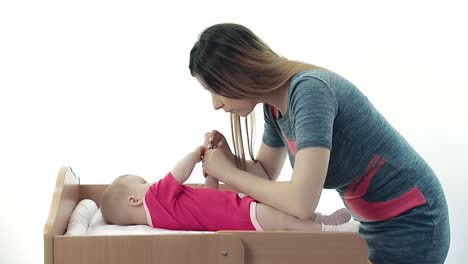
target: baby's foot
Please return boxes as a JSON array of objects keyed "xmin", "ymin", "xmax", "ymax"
[
  {"xmin": 314, "ymin": 208, "xmax": 352, "ymax": 225},
  {"xmin": 322, "ymin": 220, "xmax": 360, "ymax": 232}
]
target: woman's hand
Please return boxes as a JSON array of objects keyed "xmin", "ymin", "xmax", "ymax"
[
  {"xmin": 204, "ymin": 130, "xmax": 236, "ymax": 164},
  {"xmin": 202, "ymin": 130, "xmax": 237, "ymax": 177},
  {"xmin": 202, "ymin": 148, "xmax": 238, "ymax": 182}
]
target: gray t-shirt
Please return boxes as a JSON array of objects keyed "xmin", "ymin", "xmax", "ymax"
[{"xmin": 262, "ymin": 69, "xmax": 435, "ymax": 222}]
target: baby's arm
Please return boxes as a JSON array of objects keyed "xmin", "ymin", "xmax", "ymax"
[{"xmin": 171, "ymin": 146, "xmax": 205, "ymax": 184}]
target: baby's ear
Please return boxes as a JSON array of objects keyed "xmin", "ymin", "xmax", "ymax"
[{"xmin": 127, "ymin": 196, "xmax": 144, "ymax": 207}]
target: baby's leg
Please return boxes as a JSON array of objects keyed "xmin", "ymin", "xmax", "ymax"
[{"xmin": 255, "ymin": 203, "xmax": 359, "ymax": 232}]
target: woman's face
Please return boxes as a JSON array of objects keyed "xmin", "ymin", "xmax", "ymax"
[
  {"xmin": 196, "ymin": 76, "xmax": 257, "ymax": 117},
  {"xmin": 210, "ymin": 91, "xmax": 257, "ymax": 117}
]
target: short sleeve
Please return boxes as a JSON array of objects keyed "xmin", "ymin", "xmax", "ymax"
[
  {"xmin": 262, "ymin": 104, "xmax": 285, "ymax": 148},
  {"xmin": 290, "ymin": 77, "xmax": 337, "ymax": 151},
  {"xmin": 151, "ymin": 172, "xmax": 183, "ymax": 203}
]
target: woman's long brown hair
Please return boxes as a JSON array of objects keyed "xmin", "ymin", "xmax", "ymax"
[{"xmin": 189, "ymin": 23, "xmax": 320, "ymax": 170}]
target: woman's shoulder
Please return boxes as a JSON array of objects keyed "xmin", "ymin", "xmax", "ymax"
[
  {"xmin": 288, "ymin": 68, "xmax": 336, "ymax": 98},
  {"xmin": 290, "ymin": 68, "xmax": 360, "ymax": 99},
  {"xmin": 291, "ymin": 68, "xmax": 342, "ymax": 87}
]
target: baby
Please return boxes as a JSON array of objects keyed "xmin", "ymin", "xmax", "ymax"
[{"xmin": 100, "ymin": 146, "xmax": 359, "ymax": 232}]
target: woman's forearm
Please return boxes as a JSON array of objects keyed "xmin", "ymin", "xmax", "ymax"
[
  {"xmin": 222, "ymin": 167, "xmax": 311, "ymax": 219},
  {"xmin": 242, "ymin": 160, "xmax": 271, "ymax": 180}
]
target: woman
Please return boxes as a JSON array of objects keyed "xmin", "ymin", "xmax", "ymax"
[{"xmin": 189, "ymin": 23, "xmax": 450, "ymax": 263}]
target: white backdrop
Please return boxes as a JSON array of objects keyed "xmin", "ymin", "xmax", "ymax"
[{"xmin": 1, "ymin": 0, "xmax": 466, "ymax": 263}]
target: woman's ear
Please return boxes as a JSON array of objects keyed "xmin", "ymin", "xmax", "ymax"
[{"xmin": 127, "ymin": 196, "xmax": 144, "ymax": 207}]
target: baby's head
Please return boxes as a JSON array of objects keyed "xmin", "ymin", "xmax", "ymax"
[{"xmin": 100, "ymin": 174, "xmax": 150, "ymax": 225}]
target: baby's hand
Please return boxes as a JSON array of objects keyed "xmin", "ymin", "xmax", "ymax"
[{"xmin": 192, "ymin": 145, "xmax": 207, "ymax": 162}]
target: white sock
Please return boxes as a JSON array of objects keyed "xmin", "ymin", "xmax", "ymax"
[
  {"xmin": 314, "ymin": 208, "xmax": 352, "ymax": 225},
  {"xmin": 321, "ymin": 220, "xmax": 360, "ymax": 232}
]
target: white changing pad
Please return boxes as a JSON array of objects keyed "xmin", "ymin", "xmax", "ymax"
[{"xmin": 65, "ymin": 199, "xmax": 211, "ymax": 236}]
